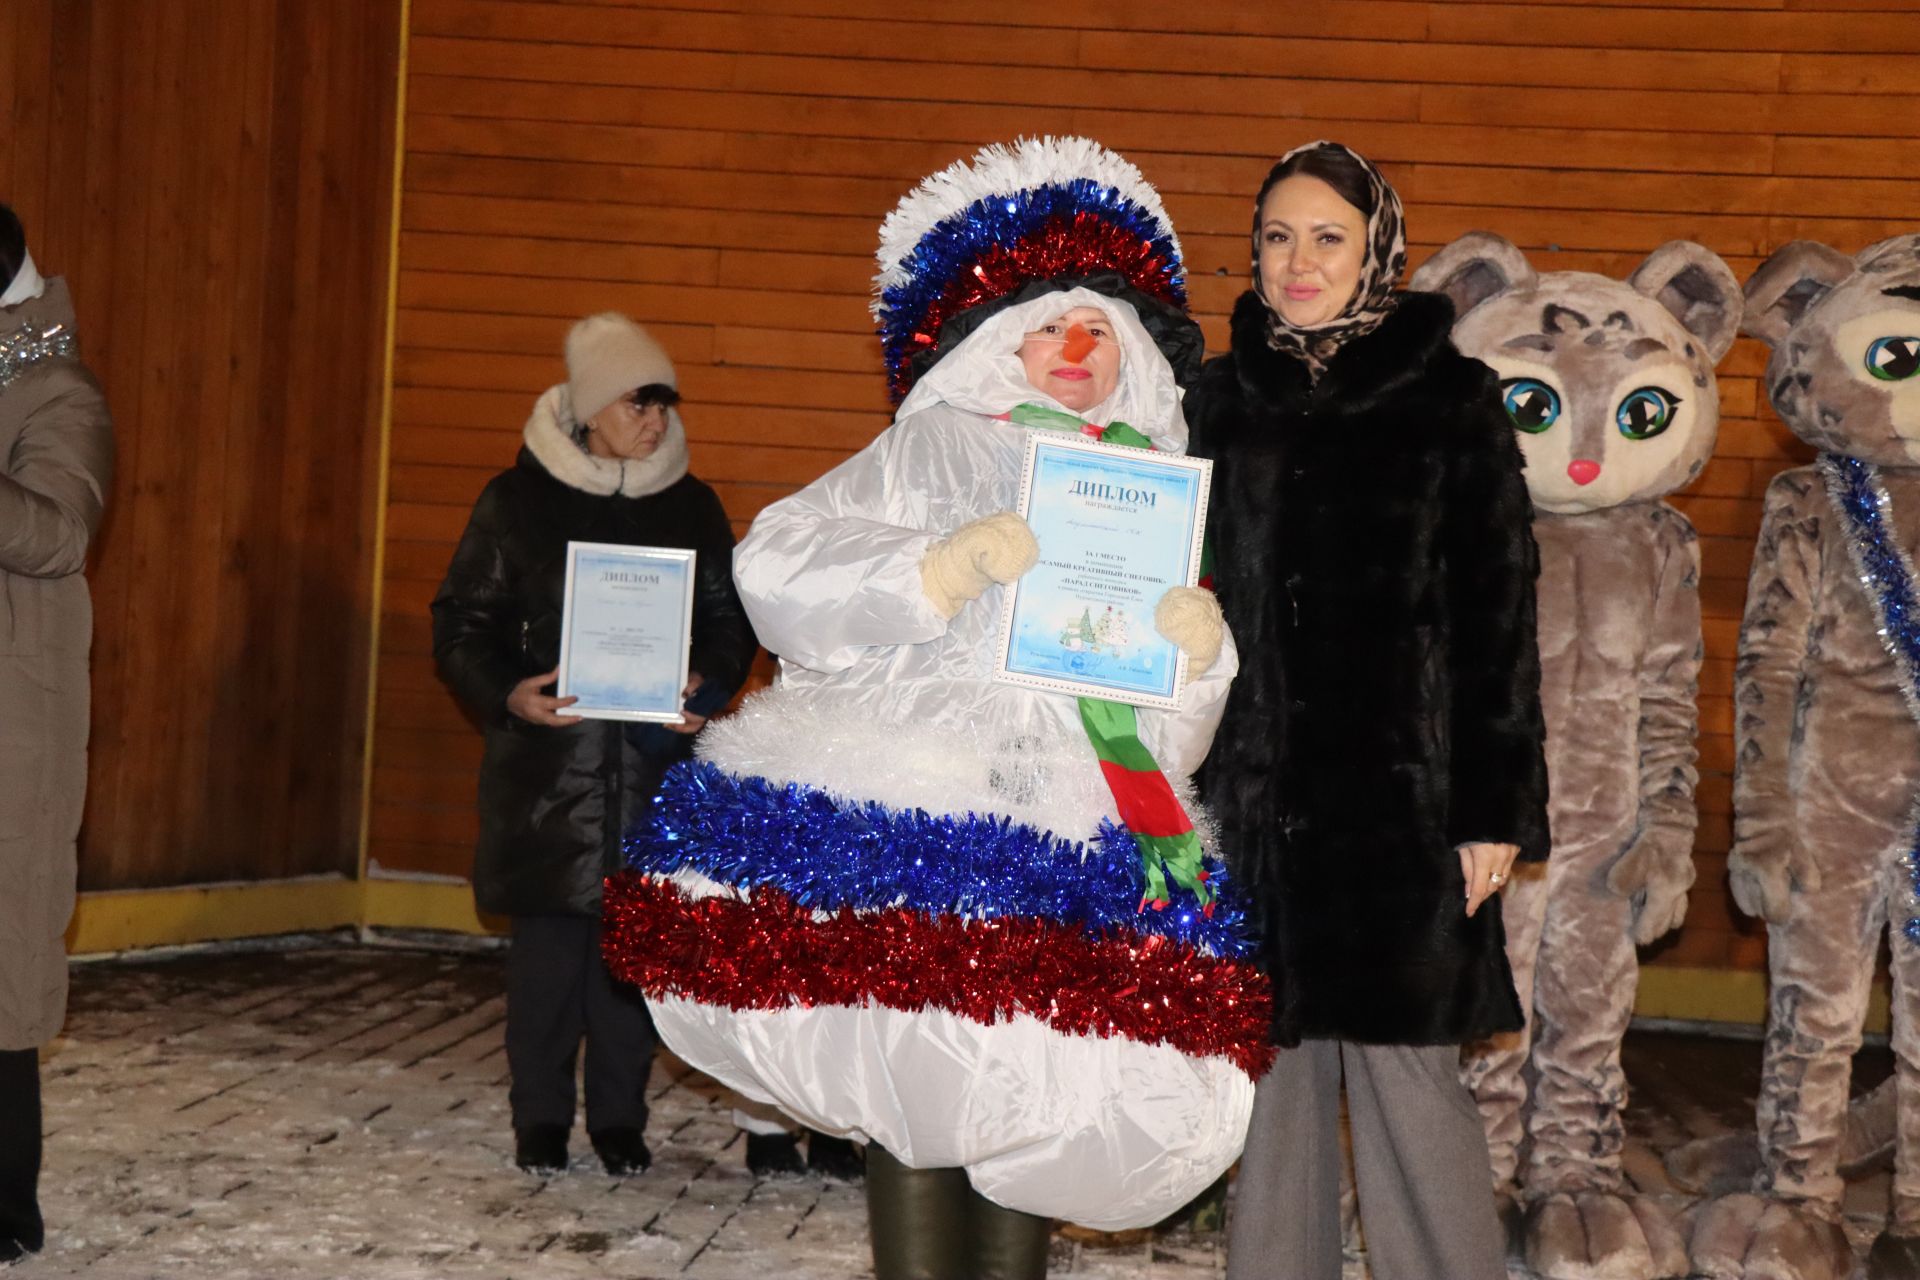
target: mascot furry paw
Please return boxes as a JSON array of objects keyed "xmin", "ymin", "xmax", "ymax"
[
  {"xmin": 1688, "ymin": 1193, "xmax": 1855, "ymax": 1280},
  {"xmin": 1413, "ymin": 231, "xmax": 1742, "ymax": 1280},
  {"xmin": 1701, "ymin": 233, "xmax": 1920, "ymax": 1280}
]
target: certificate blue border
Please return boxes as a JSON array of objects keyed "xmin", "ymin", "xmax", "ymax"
[
  {"xmin": 558, "ymin": 542, "xmax": 697, "ymax": 722},
  {"xmin": 995, "ymin": 434, "xmax": 1210, "ymax": 708}
]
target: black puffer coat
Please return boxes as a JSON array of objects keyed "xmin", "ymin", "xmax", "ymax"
[
  {"xmin": 1187, "ymin": 290, "xmax": 1550, "ymax": 1048},
  {"xmin": 432, "ymin": 446, "xmax": 756, "ymax": 918}
]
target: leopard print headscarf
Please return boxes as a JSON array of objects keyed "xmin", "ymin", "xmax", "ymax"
[{"xmin": 1251, "ymin": 140, "xmax": 1407, "ymax": 382}]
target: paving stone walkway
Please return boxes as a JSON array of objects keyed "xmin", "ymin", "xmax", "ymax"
[{"xmin": 13, "ymin": 941, "xmax": 1898, "ymax": 1279}]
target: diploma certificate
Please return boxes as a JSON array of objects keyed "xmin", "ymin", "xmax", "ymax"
[
  {"xmin": 994, "ymin": 433, "xmax": 1212, "ymax": 709},
  {"xmin": 558, "ymin": 542, "xmax": 696, "ymax": 722}
]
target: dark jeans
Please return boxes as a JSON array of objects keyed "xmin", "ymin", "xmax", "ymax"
[
  {"xmin": 505, "ymin": 915, "xmax": 656, "ymax": 1135},
  {"xmin": 0, "ymin": 1048, "xmax": 43, "ymax": 1252}
]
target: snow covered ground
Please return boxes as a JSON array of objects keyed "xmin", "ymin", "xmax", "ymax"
[{"xmin": 12, "ymin": 940, "xmax": 1899, "ymax": 1279}]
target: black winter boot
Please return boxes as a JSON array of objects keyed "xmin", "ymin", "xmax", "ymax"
[
  {"xmin": 589, "ymin": 1127, "xmax": 651, "ymax": 1176},
  {"xmin": 514, "ymin": 1123, "xmax": 570, "ymax": 1174},
  {"xmin": 0, "ymin": 1051, "xmax": 42, "ymax": 1259},
  {"xmin": 807, "ymin": 1133, "xmax": 865, "ymax": 1182},
  {"xmin": 746, "ymin": 1131, "xmax": 805, "ymax": 1177}
]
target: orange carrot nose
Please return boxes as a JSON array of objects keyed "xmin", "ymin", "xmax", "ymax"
[{"xmin": 1061, "ymin": 324, "xmax": 1098, "ymax": 364}]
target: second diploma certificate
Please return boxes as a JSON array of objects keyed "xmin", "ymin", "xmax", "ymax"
[
  {"xmin": 558, "ymin": 542, "xmax": 696, "ymax": 722},
  {"xmin": 994, "ymin": 432, "xmax": 1212, "ymax": 709}
]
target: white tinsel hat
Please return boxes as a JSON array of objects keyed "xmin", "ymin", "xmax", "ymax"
[{"xmin": 871, "ymin": 136, "xmax": 1194, "ymax": 403}]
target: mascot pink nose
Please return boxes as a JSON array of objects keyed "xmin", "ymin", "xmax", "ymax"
[
  {"xmin": 1567, "ymin": 459, "xmax": 1602, "ymax": 486},
  {"xmin": 1061, "ymin": 324, "xmax": 1098, "ymax": 364}
]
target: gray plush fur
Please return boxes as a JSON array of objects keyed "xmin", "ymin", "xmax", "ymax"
[
  {"xmin": 1691, "ymin": 233, "xmax": 1920, "ymax": 1280},
  {"xmin": 1414, "ymin": 232, "xmax": 1737, "ymax": 1280}
]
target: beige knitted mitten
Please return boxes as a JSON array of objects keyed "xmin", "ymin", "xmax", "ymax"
[
  {"xmin": 1154, "ymin": 586, "xmax": 1224, "ymax": 673},
  {"xmin": 920, "ymin": 511, "xmax": 1040, "ymax": 619}
]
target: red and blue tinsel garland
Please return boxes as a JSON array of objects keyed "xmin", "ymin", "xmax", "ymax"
[
  {"xmin": 624, "ymin": 761, "xmax": 1251, "ymax": 957},
  {"xmin": 877, "ymin": 181, "xmax": 1185, "ymax": 401},
  {"xmin": 602, "ymin": 871, "xmax": 1276, "ymax": 1077}
]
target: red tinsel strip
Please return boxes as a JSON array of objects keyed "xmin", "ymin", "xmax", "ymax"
[
  {"xmin": 602, "ymin": 871, "xmax": 1276, "ymax": 1078},
  {"xmin": 898, "ymin": 214, "xmax": 1181, "ymax": 396}
]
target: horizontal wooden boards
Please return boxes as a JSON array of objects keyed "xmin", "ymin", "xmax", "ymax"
[{"xmin": 369, "ymin": 0, "xmax": 1916, "ymax": 978}]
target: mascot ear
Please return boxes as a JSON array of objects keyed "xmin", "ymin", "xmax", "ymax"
[
  {"xmin": 1858, "ymin": 234, "xmax": 1920, "ymax": 275},
  {"xmin": 1410, "ymin": 232, "xmax": 1533, "ymax": 320},
  {"xmin": 1629, "ymin": 240, "xmax": 1744, "ymax": 363},
  {"xmin": 1741, "ymin": 240, "xmax": 1856, "ymax": 351}
]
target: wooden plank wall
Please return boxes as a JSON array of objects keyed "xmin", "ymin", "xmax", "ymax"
[
  {"xmin": 373, "ymin": 0, "xmax": 1919, "ymax": 974},
  {"xmin": 1, "ymin": 1, "xmax": 399, "ymax": 889}
]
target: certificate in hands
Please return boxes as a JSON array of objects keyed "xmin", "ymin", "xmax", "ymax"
[
  {"xmin": 994, "ymin": 433, "xmax": 1212, "ymax": 709},
  {"xmin": 558, "ymin": 542, "xmax": 696, "ymax": 722}
]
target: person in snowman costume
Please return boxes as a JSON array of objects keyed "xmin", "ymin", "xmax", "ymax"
[{"xmin": 603, "ymin": 137, "xmax": 1269, "ymax": 1278}]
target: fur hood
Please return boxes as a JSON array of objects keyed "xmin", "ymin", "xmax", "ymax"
[{"xmin": 522, "ymin": 383, "xmax": 689, "ymax": 499}]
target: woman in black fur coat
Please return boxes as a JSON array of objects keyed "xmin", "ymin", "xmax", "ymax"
[{"xmin": 1187, "ymin": 143, "xmax": 1549, "ymax": 1280}]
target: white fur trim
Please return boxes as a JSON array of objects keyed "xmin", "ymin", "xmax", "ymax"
[
  {"xmin": 522, "ymin": 384, "xmax": 689, "ymax": 498},
  {"xmin": 694, "ymin": 683, "xmax": 1210, "ymax": 849},
  {"xmin": 873, "ymin": 136, "xmax": 1182, "ymax": 314},
  {"xmin": 1, "ymin": 249, "xmax": 46, "ymax": 307}
]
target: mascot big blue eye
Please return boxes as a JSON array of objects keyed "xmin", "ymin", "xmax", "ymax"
[
  {"xmin": 1867, "ymin": 335, "xmax": 1920, "ymax": 382},
  {"xmin": 1617, "ymin": 387, "xmax": 1681, "ymax": 440},
  {"xmin": 1501, "ymin": 377, "xmax": 1561, "ymax": 433}
]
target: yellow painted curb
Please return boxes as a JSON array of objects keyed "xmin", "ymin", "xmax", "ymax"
[
  {"xmin": 1636, "ymin": 964, "xmax": 1890, "ymax": 1036},
  {"xmin": 65, "ymin": 877, "xmax": 360, "ymax": 954},
  {"xmin": 361, "ymin": 878, "xmax": 508, "ymax": 937},
  {"xmin": 65, "ymin": 876, "xmax": 506, "ymax": 955}
]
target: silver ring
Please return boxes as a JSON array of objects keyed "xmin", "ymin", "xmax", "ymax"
[{"xmin": 1488, "ymin": 872, "xmax": 1506, "ymax": 886}]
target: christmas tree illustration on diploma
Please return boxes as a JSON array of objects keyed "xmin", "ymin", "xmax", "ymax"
[{"xmin": 1060, "ymin": 607, "xmax": 1098, "ymax": 651}]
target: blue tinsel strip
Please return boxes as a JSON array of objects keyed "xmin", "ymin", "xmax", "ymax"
[
  {"xmin": 625, "ymin": 760, "xmax": 1253, "ymax": 958},
  {"xmin": 1824, "ymin": 453, "xmax": 1920, "ymax": 943},
  {"xmin": 875, "ymin": 179, "xmax": 1185, "ymax": 391}
]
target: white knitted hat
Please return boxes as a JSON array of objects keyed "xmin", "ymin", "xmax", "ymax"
[{"xmin": 565, "ymin": 312, "xmax": 676, "ymax": 422}]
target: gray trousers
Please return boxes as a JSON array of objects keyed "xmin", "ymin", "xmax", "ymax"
[{"xmin": 1226, "ymin": 1040, "xmax": 1505, "ymax": 1280}]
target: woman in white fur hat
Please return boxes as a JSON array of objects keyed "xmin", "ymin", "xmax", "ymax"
[{"xmin": 431, "ymin": 313, "xmax": 759, "ymax": 1179}]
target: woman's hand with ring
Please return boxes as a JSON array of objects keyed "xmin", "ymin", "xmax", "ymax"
[{"xmin": 1460, "ymin": 842, "xmax": 1520, "ymax": 918}]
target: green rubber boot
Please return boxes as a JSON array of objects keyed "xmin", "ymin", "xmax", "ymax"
[
  {"xmin": 866, "ymin": 1145, "xmax": 969, "ymax": 1280},
  {"xmin": 968, "ymin": 1182, "xmax": 1052, "ymax": 1280}
]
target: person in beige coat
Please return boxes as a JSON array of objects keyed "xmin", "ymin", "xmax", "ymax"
[{"xmin": 0, "ymin": 203, "xmax": 113, "ymax": 1265}]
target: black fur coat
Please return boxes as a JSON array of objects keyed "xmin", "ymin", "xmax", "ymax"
[{"xmin": 1188, "ymin": 290, "xmax": 1550, "ymax": 1048}]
